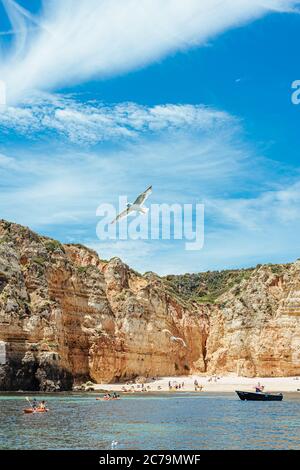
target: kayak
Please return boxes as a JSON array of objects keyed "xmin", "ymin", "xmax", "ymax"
[
  {"xmin": 23, "ymin": 408, "xmax": 49, "ymax": 414},
  {"xmin": 96, "ymin": 397, "xmax": 120, "ymax": 401},
  {"xmin": 236, "ymin": 391, "xmax": 283, "ymax": 401}
]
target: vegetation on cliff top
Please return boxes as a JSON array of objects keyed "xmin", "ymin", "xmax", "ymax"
[
  {"xmin": 163, "ymin": 268, "xmax": 255, "ymax": 304},
  {"xmin": 163, "ymin": 262, "xmax": 293, "ymax": 304}
]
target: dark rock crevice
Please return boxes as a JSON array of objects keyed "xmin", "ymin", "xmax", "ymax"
[
  {"xmin": 0, "ymin": 272, "xmax": 8, "ymax": 294},
  {"xmin": 0, "ymin": 359, "xmax": 73, "ymax": 392}
]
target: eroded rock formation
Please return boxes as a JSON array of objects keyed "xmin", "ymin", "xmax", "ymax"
[
  {"xmin": 206, "ymin": 263, "xmax": 300, "ymax": 376},
  {"xmin": 0, "ymin": 220, "xmax": 299, "ymax": 390}
]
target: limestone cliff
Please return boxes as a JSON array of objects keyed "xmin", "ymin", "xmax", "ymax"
[
  {"xmin": 205, "ymin": 263, "xmax": 300, "ymax": 377},
  {"xmin": 0, "ymin": 220, "xmax": 299, "ymax": 391},
  {"xmin": 0, "ymin": 220, "xmax": 207, "ymax": 390},
  {"xmin": 166, "ymin": 264, "xmax": 300, "ymax": 376}
]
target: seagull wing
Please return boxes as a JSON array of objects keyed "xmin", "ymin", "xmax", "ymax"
[
  {"xmin": 133, "ymin": 185, "xmax": 152, "ymax": 206},
  {"xmin": 110, "ymin": 206, "xmax": 132, "ymax": 224},
  {"xmin": 170, "ymin": 336, "xmax": 187, "ymax": 347},
  {"xmin": 162, "ymin": 329, "xmax": 172, "ymax": 336},
  {"xmin": 176, "ymin": 337, "xmax": 187, "ymax": 348}
]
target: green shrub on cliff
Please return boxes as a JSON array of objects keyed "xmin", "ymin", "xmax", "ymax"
[
  {"xmin": 44, "ymin": 239, "xmax": 65, "ymax": 253},
  {"xmin": 163, "ymin": 268, "xmax": 254, "ymax": 304},
  {"xmin": 77, "ymin": 266, "xmax": 88, "ymax": 274},
  {"xmin": 32, "ymin": 256, "xmax": 47, "ymax": 266},
  {"xmin": 269, "ymin": 263, "xmax": 291, "ymax": 274}
]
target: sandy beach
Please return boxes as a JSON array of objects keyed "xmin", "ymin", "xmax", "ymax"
[{"xmin": 94, "ymin": 375, "xmax": 300, "ymax": 393}]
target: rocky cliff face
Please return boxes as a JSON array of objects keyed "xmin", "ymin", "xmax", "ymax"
[
  {"xmin": 165, "ymin": 265, "xmax": 300, "ymax": 376},
  {"xmin": 0, "ymin": 221, "xmax": 207, "ymax": 390},
  {"xmin": 0, "ymin": 220, "xmax": 299, "ymax": 391},
  {"xmin": 205, "ymin": 263, "xmax": 300, "ymax": 377}
]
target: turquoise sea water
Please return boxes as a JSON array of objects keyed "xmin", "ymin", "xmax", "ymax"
[{"xmin": 0, "ymin": 392, "xmax": 299, "ymax": 450}]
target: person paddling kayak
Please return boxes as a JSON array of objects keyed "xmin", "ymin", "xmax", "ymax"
[{"xmin": 23, "ymin": 397, "xmax": 49, "ymax": 413}]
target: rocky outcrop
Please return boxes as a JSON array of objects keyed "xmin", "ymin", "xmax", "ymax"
[
  {"xmin": 0, "ymin": 221, "xmax": 207, "ymax": 390},
  {"xmin": 0, "ymin": 220, "xmax": 299, "ymax": 390},
  {"xmin": 205, "ymin": 263, "xmax": 300, "ymax": 377}
]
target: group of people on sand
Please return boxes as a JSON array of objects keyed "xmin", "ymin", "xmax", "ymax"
[
  {"xmin": 193, "ymin": 379, "xmax": 203, "ymax": 391},
  {"xmin": 193, "ymin": 375, "xmax": 222, "ymax": 390},
  {"xmin": 103, "ymin": 392, "xmax": 120, "ymax": 400},
  {"xmin": 31, "ymin": 399, "xmax": 47, "ymax": 410},
  {"xmin": 121, "ymin": 384, "xmax": 152, "ymax": 393},
  {"xmin": 168, "ymin": 381, "xmax": 185, "ymax": 391},
  {"xmin": 208, "ymin": 375, "xmax": 221, "ymax": 383}
]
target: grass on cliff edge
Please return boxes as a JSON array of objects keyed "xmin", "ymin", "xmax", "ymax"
[{"xmin": 162, "ymin": 264, "xmax": 290, "ymax": 305}]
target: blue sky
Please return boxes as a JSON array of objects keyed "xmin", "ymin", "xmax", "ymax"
[{"xmin": 0, "ymin": 0, "xmax": 300, "ymax": 274}]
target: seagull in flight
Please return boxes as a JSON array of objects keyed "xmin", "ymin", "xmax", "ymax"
[
  {"xmin": 111, "ymin": 185, "xmax": 152, "ymax": 224},
  {"xmin": 162, "ymin": 329, "xmax": 187, "ymax": 348}
]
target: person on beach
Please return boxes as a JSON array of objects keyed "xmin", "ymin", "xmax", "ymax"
[{"xmin": 194, "ymin": 379, "xmax": 198, "ymax": 391}]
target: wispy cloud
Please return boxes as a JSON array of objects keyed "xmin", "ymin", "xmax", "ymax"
[
  {"xmin": 1, "ymin": 99, "xmax": 299, "ymax": 274},
  {"xmin": 208, "ymin": 181, "xmax": 300, "ymax": 230},
  {"xmin": 0, "ymin": 96, "xmax": 254, "ymax": 237},
  {"xmin": 0, "ymin": 93, "xmax": 233, "ymax": 144},
  {"xmin": 1, "ymin": 0, "xmax": 299, "ymax": 101},
  {"xmin": 82, "ymin": 175, "xmax": 300, "ymax": 273},
  {"xmin": 123, "ymin": 179, "xmax": 300, "ymax": 274}
]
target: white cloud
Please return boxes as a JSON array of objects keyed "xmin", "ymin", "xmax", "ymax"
[
  {"xmin": 208, "ymin": 181, "xmax": 300, "ymax": 230},
  {"xmin": 0, "ymin": 99, "xmax": 253, "ymax": 239},
  {"xmin": 117, "ymin": 179, "xmax": 300, "ymax": 274},
  {"xmin": 0, "ymin": 152, "xmax": 19, "ymax": 169},
  {"xmin": 0, "ymin": 0, "xmax": 298, "ymax": 102},
  {"xmin": 0, "ymin": 90, "xmax": 298, "ymax": 273},
  {"xmin": 1, "ymin": 108, "xmax": 299, "ymax": 275},
  {"xmin": 0, "ymin": 93, "xmax": 233, "ymax": 144}
]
